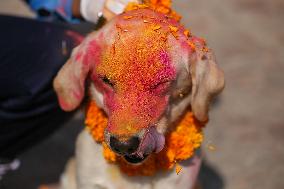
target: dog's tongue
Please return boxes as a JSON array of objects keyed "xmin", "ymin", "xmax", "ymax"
[
  {"xmin": 150, "ymin": 127, "xmax": 165, "ymax": 153},
  {"xmin": 136, "ymin": 127, "xmax": 165, "ymax": 157}
]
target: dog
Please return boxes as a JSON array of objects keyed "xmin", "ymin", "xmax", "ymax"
[{"xmin": 53, "ymin": 6, "xmax": 224, "ymax": 189}]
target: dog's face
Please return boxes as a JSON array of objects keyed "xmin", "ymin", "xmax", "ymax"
[{"xmin": 54, "ymin": 9, "xmax": 224, "ymax": 163}]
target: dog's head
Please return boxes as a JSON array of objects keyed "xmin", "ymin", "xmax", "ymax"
[{"xmin": 54, "ymin": 9, "xmax": 224, "ymax": 163}]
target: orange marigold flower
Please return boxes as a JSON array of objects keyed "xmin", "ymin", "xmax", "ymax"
[
  {"xmin": 103, "ymin": 142, "xmax": 117, "ymax": 162},
  {"xmin": 175, "ymin": 163, "xmax": 182, "ymax": 175}
]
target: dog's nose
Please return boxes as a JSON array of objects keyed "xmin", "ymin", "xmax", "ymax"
[{"xmin": 109, "ymin": 135, "xmax": 140, "ymax": 155}]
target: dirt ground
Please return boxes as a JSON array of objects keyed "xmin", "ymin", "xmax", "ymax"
[
  {"xmin": 175, "ymin": 0, "xmax": 284, "ymax": 189},
  {"xmin": 0, "ymin": 0, "xmax": 284, "ymax": 189}
]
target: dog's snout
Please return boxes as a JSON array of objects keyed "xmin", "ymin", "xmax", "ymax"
[{"xmin": 109, "ymin": 135, "xmax": 140, "ymax": 155}]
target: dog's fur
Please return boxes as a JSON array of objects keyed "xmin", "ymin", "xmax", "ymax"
[{"xmin": 54, "ymin": 8, "xmax": 224, "ymax": 189}]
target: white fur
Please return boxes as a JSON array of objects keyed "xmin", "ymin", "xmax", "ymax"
[{"xmin": 60, "ymin": 130, "xmax": 201, "ymax": 189}]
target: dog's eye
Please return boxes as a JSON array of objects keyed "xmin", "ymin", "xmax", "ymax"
[
  {"xmin": 102, "ymin": 76, "xmax": 114, "ymax": 87},
  {"xmin": 149, "ymin": 81, "xmax": 171, "ymax": 93}
]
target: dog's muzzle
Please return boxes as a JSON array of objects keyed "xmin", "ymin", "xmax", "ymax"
[{"xmin": 107, "ymin": 127, "xmax": 165, "ymax": 164}]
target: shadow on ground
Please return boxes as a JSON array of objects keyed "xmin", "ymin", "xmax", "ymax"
[{"xmin": 199, "ymin": 160, "xmax": 225, "ymax": 189}]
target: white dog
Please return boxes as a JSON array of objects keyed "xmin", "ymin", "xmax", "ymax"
[{"xmin": 54, "ymin": 7, "xmax": 224, "ymax": 189}]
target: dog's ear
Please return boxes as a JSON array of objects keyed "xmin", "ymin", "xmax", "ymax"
[
  {"xmin": 53, "ymin": 37, "xmax": 100, "ymax": 111},
  {"xmin": 53, "ymin": 46, "xmax": 89, "ymax": 111},
  {"xmin": 190, "ymin": 47, "xmax": 225, "ymax": 122}
]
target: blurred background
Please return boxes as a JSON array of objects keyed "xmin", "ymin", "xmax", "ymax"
[{"xmin": 0, "ymin": 0, "xmax": 283, "ymax": 189}]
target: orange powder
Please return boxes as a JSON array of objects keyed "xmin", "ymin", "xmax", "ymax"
[{"xmin": 125, "ymin": 0, "xmax": 181, "ymax": 21}]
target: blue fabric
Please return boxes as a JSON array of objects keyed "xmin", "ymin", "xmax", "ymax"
[
  {"xmin": 0, "ymin": 15, "xmax": 83, "ymax": 158},
  {"xmin": 29, "ymin": 0, "xmax": 80, "ymax": 23}
]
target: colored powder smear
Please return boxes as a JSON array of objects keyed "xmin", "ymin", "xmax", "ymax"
[
  {"xmin": 90, "ymin": 3, "xmax": 198, "ymax": 137},
  {"xmin": 94, "ymin": 15, "xmax": 178, "ymax": 137}
]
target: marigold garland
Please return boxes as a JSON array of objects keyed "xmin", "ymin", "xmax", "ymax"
[{"xmin": 85, "ymin": 101, "xmax": 205, "ymax": 176}]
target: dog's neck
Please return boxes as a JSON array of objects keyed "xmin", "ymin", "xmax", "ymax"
[{"xmin": 85, "ymin": 101, "xmax": 204, "ymax": 176}]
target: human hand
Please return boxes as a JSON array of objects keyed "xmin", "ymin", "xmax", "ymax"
[{"xmin": 78, "ymin": 0, "xmax": 140, "ymax": 23}]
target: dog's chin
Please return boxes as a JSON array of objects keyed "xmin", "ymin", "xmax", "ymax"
[
  {"xmin": 124, "ymin": 154, "xmax": 149, "ymax": 164},
  {"xmin": 123, "ymin": 127, "xmax": 165, "ymax": 164}
]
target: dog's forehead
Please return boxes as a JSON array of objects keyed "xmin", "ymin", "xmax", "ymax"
[
  {"xmin": 98, "ymin": 33, "xmax": 173, "ymax": 88},
  {"xmin": 94, "ymin": 10, "xmax": 192, "ymax": 90}
]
